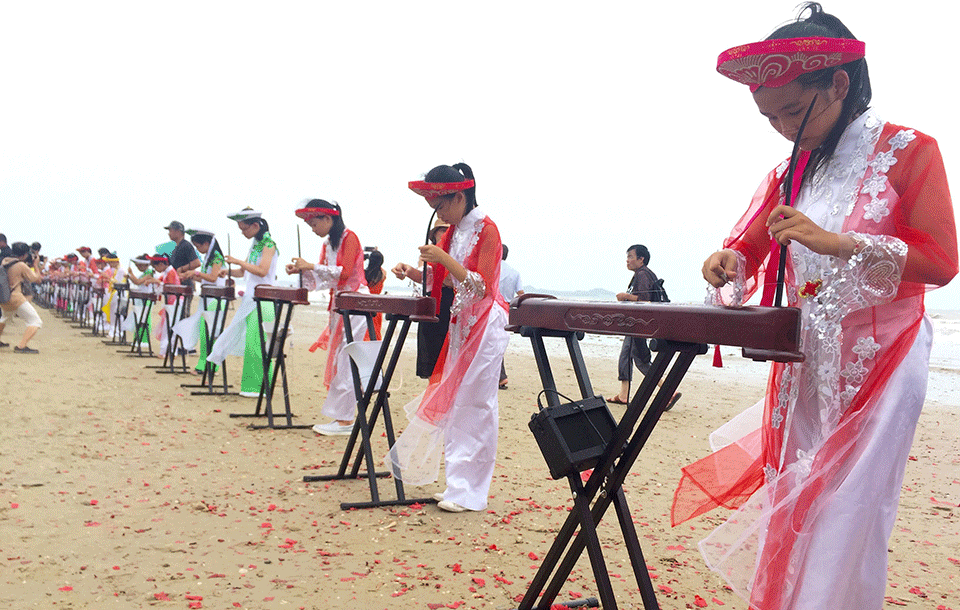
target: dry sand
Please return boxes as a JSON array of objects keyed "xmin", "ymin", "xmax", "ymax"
[{"xmin": 1, "ymin": 302, "xmax": 957, "ymax": 610}]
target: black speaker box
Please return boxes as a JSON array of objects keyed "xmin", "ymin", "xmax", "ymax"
[{"xmin": 528, "ymin": 396, "xmax": 618, "ymax": 480}]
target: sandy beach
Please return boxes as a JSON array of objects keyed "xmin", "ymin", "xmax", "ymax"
[{"xmin": 1, "ymin": 300, "xmax": 957, "ymax": 610}]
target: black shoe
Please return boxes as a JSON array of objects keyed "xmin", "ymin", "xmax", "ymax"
[
  {"xmin": 0, "ymin": 342, "xmax": 9, "ymax": 348},
  {"xmin": 14, "ymin": 346, "xmax": 39, "ymax": 354}
]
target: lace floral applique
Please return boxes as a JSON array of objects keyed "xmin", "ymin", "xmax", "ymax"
[
  {"xmin": 837, "ymin": 336, "xmax": 881, "ymax": 409},
  {"xmin": 451, "ymin": 271, "xmax": 485, "ymax": 317},
  {"xmin": 859, "ymin": 128, "xmax": 915, "ymax": 224},
  {"xmin": 307, "ymin": 264, "xmax": 342, "ymax": 290},
  {"xmin": 448, "ymin": 312, "xmax": 479, "ymax": 355},
  {"xmin": 448, "ymin": 212, "xmax": 487, "ymax": 317},
  {"xmin": 772, "ymin": 363, "xmax": 798, "ymax": 430},
  {"xmin": 795, "ymin": 448, "xmax": 815, "ymax": 478},
  {"xmin": 889, "ymin": 129, "xmax": 917, "ymax": 151}
]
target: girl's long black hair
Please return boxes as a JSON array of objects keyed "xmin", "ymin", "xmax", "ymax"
[
  {"xmin": 364, "ymin": 249, "xmax": 384, "ymax": 285},
  {"xmin": 423, "ymin": 162, "xmax": 478, "ymax": 212},
  {"xmin": 191, "ymin": 233, "xmax": 225, "ymax": 264},
  {"xmin": 303, "ymin": 199, "xmax": 346, "ymax": 250}
]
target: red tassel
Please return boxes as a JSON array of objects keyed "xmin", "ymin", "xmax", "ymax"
[{"xmin": 713, "ymin": 344, "xmax": 723, "ymax": 368}]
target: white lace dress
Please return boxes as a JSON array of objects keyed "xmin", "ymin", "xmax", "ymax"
[{"xmin": 699, "ymin": 110, "xmax": 942, "ymax": 610}]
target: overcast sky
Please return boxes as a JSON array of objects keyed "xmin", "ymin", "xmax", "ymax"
[{"xmin": 3, "ymin": 1, "xmax": 958, "ymax": 309}]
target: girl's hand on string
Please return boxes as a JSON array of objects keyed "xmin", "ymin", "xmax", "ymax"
[
  {"xmin": 391, "ymin": 263, "xmax": 412, "ymax": 280},
  {"xmin": 702, "ymin": 249, "xmax": 739, "ymax": 288},
  {"xmin": 289, "ymin": 257, "xmax": 313, "ymax": 272},
  {"xmin": 417, "ymin": 245, "xmax": 449, "ymax": 266},
  {"xmin": 224, "ymin": 255, "xmax": 242, "ymax": 266},
  {"xmin": 766, "ymin": 205, "xmax": 840, "ymax": 256}
]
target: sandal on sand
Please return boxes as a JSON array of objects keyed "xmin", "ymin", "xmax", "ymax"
[
  {"xmin": 665, "ymin": 392, "xmax": 682, "ymax": 411},
  {"xmin": 608, "ymin": 396, "xmax": 628, "ymax": 405},
  {"xmin": 499, "ymin": 383, "xmax": 508, "ymax": 390}
]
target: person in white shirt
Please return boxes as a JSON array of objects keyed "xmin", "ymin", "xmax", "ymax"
[{"xmin": 497, "ymin": 244, "xmax": 523, "ymax": 389}]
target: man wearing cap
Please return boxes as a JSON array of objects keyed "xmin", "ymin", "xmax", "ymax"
[{"xmin": 165, "ymin": 221, "xmax": 200, "ymax": 318}]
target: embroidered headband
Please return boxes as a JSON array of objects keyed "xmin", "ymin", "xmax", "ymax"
[
  {"xmin": 408, "ymin": 180, "xmax": 475, "ymax": 198},
  {"xmin": 149, "ymin": 254, "xmax": 170, "ymax": 264},
  {"xmin": 717, "ymin": 37, "xmax": 865, "ymax": 91},
  {"xmin": 227, "ymin": 208, "xmax": 263, "ymax": 222},
  {"xmin": 131, "ymin": 257, "xmax": 150, "ymax": 265},
  {"xmin": 295, "ymin": 205, "xmax": 340, "ymax": 221}
]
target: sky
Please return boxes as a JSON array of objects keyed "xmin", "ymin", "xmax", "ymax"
[{"xmin": 3, "ymin": 0, "xmax": 958, "ymax": 309}]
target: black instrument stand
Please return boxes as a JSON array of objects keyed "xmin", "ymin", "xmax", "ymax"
[
  {"xmin": 103, "ymin": 283, "xmax": 130, "ymax": 346},
  {"xmin": 514, "ymin": 325, "xmax": 705, "ymax": 610},
  {"xmin": 124, "ymin": 291, "xmax": 158, "ymax": 358},
  {"xmin": 81, "ymin": 287, "xmax": 106, "ymax": 337},
  {"xmin": 181, "ymin": 286, "xmax": 236, "ymax": 396},
  {"xmin": 303, "ymin": 308, "xmax": 437, "ymax": 511},
  {"xmin": 148, "ymin": 286, "xmax": 192, "ymax": 375},
  {"xmin": 231, "ymin": 286, "xmax": 312, "ymax": 429}
]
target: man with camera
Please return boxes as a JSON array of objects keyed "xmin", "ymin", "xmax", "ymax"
[{"xmin": 1, "ymin": 242, "xmax": 44, "ymax": 353}]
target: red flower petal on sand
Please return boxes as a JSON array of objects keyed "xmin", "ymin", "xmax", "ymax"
[
  {"xmin": 154, "ymin": 592, "xmax": 170, "ymax": 601},
  {"xmin": 58, "ymin": 586, "xmax": 73, "ymax": 592},
  {"xmin": 528, "ymin": 552, "xmax": 539, "ymax": 561},
  {"xmin": 657, "ymin": 585, "xmax": 673, "ymax": 594},
  {"xmin": 451, "ymin": 563, "xmax": 463, "ymax": 573},
  {"xmin": 694, "ymin": 594, "xmax": 708, "ymax": 607},
  {"xmin": 472, "ymin": 577, "xmax": 485, "ymax": 587},
  {"xmin": 712, "ymin": 597, "xmax": 725, "ymax": 606},
  {"xmin": 185, "ymin": 594, "xmax": 203, "ymax": 600}
]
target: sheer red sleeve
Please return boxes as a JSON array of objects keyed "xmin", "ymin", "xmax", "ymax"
[
  {"xmin": 338, "ymin": 231, "xmax": 362, "ymax": 287},
  {"xmin": 471, "ymin": 221, "xmax": 503, "ymax": 298},
  {"xmin": 887, "ymin": 128, "xmax": 958, "ymax": 292}
]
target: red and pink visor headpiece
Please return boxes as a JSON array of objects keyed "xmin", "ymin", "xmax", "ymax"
[
  {"xmin": 408, "ymin": 179, "xmax": 475, "ymax": 198},
  {"xmin": 717, "ymin": 37, "xmax": 865, "ymax": 91},
  {"xmin": 295, "ymin": 206, "xmax": 340, "ymax": 221}
]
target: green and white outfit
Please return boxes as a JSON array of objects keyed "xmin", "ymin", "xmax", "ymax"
[
  {"xmin": 207, "ymin": 233, "xmax": 277, "ymax": 394},
  {"xmin": 174, "ymin": 248, "xmax": 226, "ymax": 372}
]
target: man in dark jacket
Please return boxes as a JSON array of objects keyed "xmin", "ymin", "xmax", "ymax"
[{"xmin": 611, "ymin": 245, "xmax": 679, "ymax": 409}]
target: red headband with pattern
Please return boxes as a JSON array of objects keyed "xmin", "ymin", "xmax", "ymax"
[
  {"xmin": 408, "ymin": 180, "xmax": 475, "ymax": 198},
  {"xmin": 296, "ymin": 207, "xmax": 340, "ymax": 221},
  {"xmin": 717, "ymin": 37, "xmax": 865, "ymax": 91}
]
